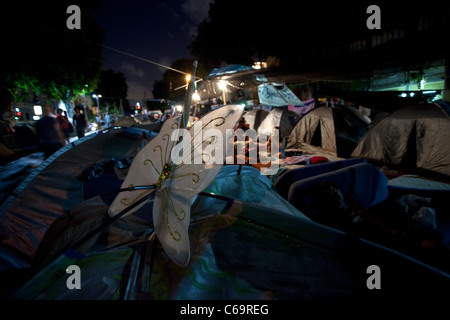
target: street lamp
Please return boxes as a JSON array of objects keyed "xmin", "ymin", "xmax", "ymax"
[
  {"xmin": 185, "ymin": 74, "xmax": 191, "ymax": 91},
  {"xmin": 192, "ymin": 90, "xmax": 200, "ymax": 102},
  {"xmin": 218, "ymin": 80, "xmax": 227, "ymax": 105},
  {"xmin": 92, "ymin": 94, "xmax": 102, "ymax": 114}
]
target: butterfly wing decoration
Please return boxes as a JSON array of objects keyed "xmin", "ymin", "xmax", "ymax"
[
  {"xmin": 153, "ymin": 104, "xmax": 244, "ymax": 266},
  {"xmin": 108, "ymin": 114, "xmax": 182, "ymax": 218},
  {"xmin": 108, "ymin": 105, "xmax": 244, "ymax": 266}
]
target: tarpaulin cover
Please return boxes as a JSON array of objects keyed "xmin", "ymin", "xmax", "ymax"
[
  {"xmin": 257, "ymin": 83, "xmax": 303, "ymax": 107},
  {"xmin": 351, "ymin": 104, "xmax": 450, "ymax": 176},
  {"xmin": 206, "ymin": 65, "xmax": 254, "ymax": 78}
]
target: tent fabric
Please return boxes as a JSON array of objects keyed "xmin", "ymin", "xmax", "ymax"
[
  {"xmin": 351, "ymin": 104, "xmax": 450, "ymax": 177},
  {"xmin": 13, "ymin": 247, "xmax": 134, "ymax": 300},
  {"xmin": 287, "ymin": 163, "xmax": 389, "ymax": 215},
  {"xmin": 32, "ymin": 165, "xmax": 309, "ymax": 272},
  {"xmin": 257, "ymin": 83, "xmax": 304, "ymax": 106},
  {"xmin": 286, "ymin": 106, "xmax": 368, "ymax": 158},
  {"xmin": 204, "ymin": 165, "xmax": 308, "ymax": 219},
  {"xmin": 8, "ymin": 160, "xmax": 450, "ymax": 300},
  {"xmin": 387, "ymin": 175, "xmax": 450, "ymax": 191},
  {"xmin": 274, "ymin": 158, "xmax": 367, "ymax": 200},
  {"xmin": 32, "ymin": 194, "xmax": 153, "ymax": 271},
  {"xmin": 257, "ymin": 108, "xmax": 301, "ymax": 139},
  {"xmin": 288, "ymin": 98, "xmax": 315, "ymax": 116},
  {"xmin": 242, "ymin": 109, "xmax": 269, "ymax": 130},
  {"xmin": 12, "ymin": 196, "xmax": 450, "ymax": 300},
  {"xmin": 0, "ymin": 129, "xmax": 146, "ymax": 265}
]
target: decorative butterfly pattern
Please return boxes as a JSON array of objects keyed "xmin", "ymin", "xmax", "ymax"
[{"xmin": 108, "ymin": 105, "xmax": 244, "ymax": 266}]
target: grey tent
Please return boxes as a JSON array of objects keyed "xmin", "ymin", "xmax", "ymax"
[
  {"xmin": 286, "ymin": 106, "xmax": 368, "ymax": 158},
  {"xmin": 243, "ymin": 109, "xmax": 269, "ymax": 130},
  {"xmin": 351, "ymin": 103, "xmax": 450, "ymax": 177},
  {"xmin": 257, "ymin": 108, "xmax": 301, "ymax": 140}
]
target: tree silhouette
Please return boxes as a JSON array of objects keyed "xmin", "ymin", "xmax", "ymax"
[{"xmin": 0, "ymin": 1, "xmax": 104, "ymax": 109}]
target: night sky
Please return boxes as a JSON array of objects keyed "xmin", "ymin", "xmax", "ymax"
[{"xmin": 92, "ymin": 0, "xmax": 212, "ymax": 104}]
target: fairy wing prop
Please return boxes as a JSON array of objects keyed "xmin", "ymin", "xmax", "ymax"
[
  {"xmin": 109, "ymin": 105, "xmax": 244, "ymax": 266},
  {"xmin": 108, "ymin": 115, "xmax": 182, "ymax": 218}
]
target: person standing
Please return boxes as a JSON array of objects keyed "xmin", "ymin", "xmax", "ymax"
[
  {"xmin": 73, "ymin": 106, "xmax": 88, "ymax": 139},
  {"xmin": 56, "ymin": 108, "xmax": 72, "ymax": 144},
  {"xmin": 35, "ymin": 104, "xmax": 65, "ymax": 157},
  {"xmin": 104, "ymin": 112, "xmax": 111, "ymax": 128}
]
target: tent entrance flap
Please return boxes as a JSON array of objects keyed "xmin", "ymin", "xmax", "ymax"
[
  {"xmin": 310, "ymin": 121, "xmax": 322, "ymax": 148},
  {"xmin": 400, "ymin": 121, "xmax": 417, "ymax": 167}
]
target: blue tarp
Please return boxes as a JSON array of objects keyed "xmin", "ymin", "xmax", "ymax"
[{"xmin": 206, "ymin": 65, "xmax": 254, "ymax": 78}]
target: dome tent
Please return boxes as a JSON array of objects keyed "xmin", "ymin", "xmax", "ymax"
[
  {"xmin": 351, "ymin": 102, "xmax": 450, "ymax": 177},
  {"xmin": 4, "ymin": 106, "xmax": 450, "ymax": 300},
  {"xmin": 243, "ymin": 109, "xmax": 269, "ymax": 131},
  {"xmin": 257, "ymin": 107, "xmax": 301, "ymax": 140},
  {"xmin": 286, "ymin": 106, "xmax": 368, "ymax": 158},
  {"xmin": 11, "ymin": 165, "xmax": 450, "ymax": 300}
]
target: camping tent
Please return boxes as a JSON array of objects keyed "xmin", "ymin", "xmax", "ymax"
[
  {"xmin": 257, "ymin": 108, "xmax": 301, "ymax": 140},
  {"xmin": 0, "ymin": 127, "xmax": 147, "ymax": 272},
  {"xmin": 243, "ymin": 109, "xmax": 269, "ymax": 130},
  {"xmin": 286, "ymin": 106, "xmax": 368, "ymax": 158},
  {"xmin": 9, "ymin": 164, "xmax": 450, "ymax": 300},
  {"xmin": 351, "ymin": 103, "xmax": 450, "ymax": 177},
  {"xmin": 3, "ymin": 106, "xmax": 450, "ymax": 299}
]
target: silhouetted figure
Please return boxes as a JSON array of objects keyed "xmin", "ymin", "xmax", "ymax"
[
  {"xmin": 73, "ymin": 106, "xmax": 88, "ymax": 138},
  {"xmin": 56, "ymin": 108, "xmax": 72, "ymax": 144},
  {"xmin": 36, "ymin": 105, "xmax": 65, "ymax": 157}
]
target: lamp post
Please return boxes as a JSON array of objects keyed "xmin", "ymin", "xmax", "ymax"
[
  {"xmin": 92, "ymin": 94, "xmax": 102, "ymax": 114},
  {"xmin": 218, "ymin": 80, "xmax": 227, "ymax": 105}
]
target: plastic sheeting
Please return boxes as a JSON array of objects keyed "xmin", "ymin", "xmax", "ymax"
[
  {"xmin": 206, "ymin": 65, "xmax": 254, "ymax": 77},
  {"xmin": 257, "ymin": 83, "xmax": 303, "ymax": 107}
]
